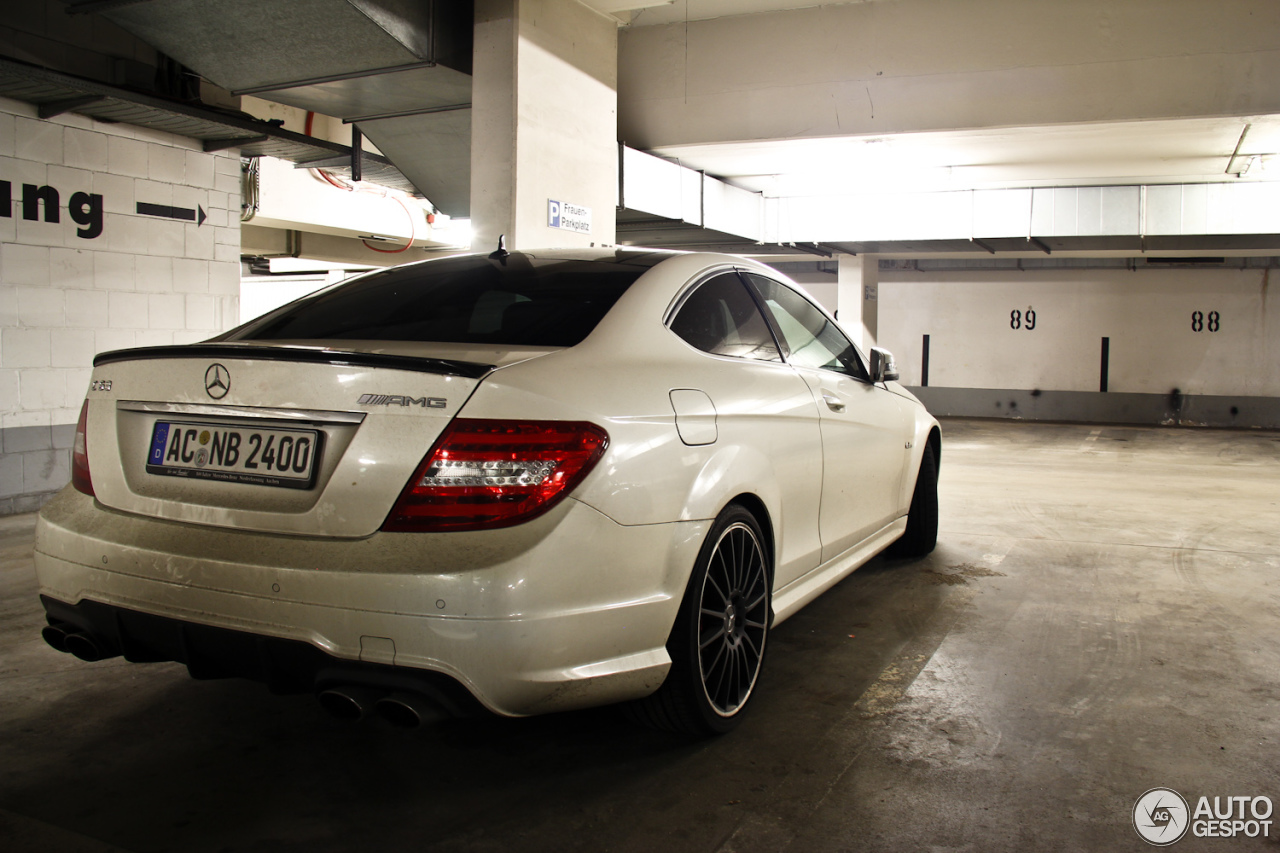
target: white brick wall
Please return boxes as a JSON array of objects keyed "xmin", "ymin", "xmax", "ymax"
[
  {"xmin": 108, "ymin": 136, "xmax": 148, "ymax": 178},
  {"xmin": 50, "ymin": 247, "xmax": 95, "ymax": 289},
  {"xmin": 15, "ymin": 116, "xmax": 64, "ymax": 163},
  {"xmin": 0, "ymin": 95, "xmax": 242, "ymax": 512},
  {"xmin": 0, "ymin": 112, "xmax": 15, "ymax": 156},
  {"xmin": 108, "ymin": 290, "xmax": 147, "ymax": 327},
  {"xmin": 64, "ymin": 127, "xmax": 109, "ymax": 172},
  {"xmin": 3, "ymin": 329, "xmax": 51, "ymax": 367}
]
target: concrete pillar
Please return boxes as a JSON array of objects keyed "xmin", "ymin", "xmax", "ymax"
[
  {"xmin": 471, "ymin": 0, "xmax": 618, "ymax": 252},
  {"xmin": 837, "ymin": 254, "xmax": 878, "ymax": 350}
]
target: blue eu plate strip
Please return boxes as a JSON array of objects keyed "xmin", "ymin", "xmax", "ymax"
[{"xmin": 149, "ymin": 422, "xmax": 170, "ymax": 464}]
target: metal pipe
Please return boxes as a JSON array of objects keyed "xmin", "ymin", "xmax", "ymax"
[
  {"xmin": 351, "ymin": 127, "xmax": 363, "ymax": 183},
  {"xmin": 341, "ymin": 103, "xmax": 471, "ymax": 124}
]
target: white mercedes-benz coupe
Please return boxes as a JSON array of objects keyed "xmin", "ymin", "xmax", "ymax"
[{"xmin": 35, "ymin": 248, "xmax": 939, "ymax": 735}]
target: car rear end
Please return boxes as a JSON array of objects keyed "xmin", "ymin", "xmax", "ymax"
[{"xmin": 34, "ymin": 250, "xmax": 705, "ymax": 722}]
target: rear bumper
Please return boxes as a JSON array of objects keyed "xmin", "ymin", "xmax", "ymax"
[
  {"xmin": 40, "ymin": 593, "xmax": 487, "ymax": 717},
  {"xmin": 35, "ymin": 487, "xmax": 709, "ymax": 717}
]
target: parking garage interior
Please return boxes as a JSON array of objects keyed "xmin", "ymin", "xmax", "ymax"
[{"xmin": 1, "ymin": 0, "xmax": 1279, "ymax": 850}]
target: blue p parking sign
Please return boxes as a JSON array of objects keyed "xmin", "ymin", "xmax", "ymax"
[{"xmin": 547, "ymin": 199, "xmax": 591, "ymax": 234}]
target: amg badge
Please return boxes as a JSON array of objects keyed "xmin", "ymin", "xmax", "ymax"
[{"xmin": 358, "ymin": 394, "xmax": 447, "ymax": 408}]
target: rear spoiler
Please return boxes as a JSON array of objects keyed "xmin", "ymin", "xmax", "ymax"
[{"xmin": 92, "ymin": 344, "xmax": 495, "ymax": 380}]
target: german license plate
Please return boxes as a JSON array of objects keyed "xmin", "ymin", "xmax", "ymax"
[{"xmin": 146, "ymin": 421, "xmax": 321, "ymax": 489}]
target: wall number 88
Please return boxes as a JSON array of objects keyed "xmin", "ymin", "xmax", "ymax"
[{"xmin": 1191, "ymin": 311, "xmax": 1220, "ymax": 333}]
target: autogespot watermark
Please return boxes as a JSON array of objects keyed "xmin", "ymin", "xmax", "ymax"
[{"xmin": 1133, "ymin": 787, "xmax": 1274, "ymax": 845}]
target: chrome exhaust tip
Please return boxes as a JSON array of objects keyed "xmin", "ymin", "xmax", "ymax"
[
  {"xmin": 317, "ymin": 686, "xmax": 385, "ymax": 721},
  {"xmin": 376, "ymin": 693, "xmax": 449, "ymax": 728},
  {"xmin": 63, "ymin": 631, "xmax": 111, "ymax": 662},
  {"xmin": 41, "ymin": 624, "xmax": 70, "ymax": 653}
]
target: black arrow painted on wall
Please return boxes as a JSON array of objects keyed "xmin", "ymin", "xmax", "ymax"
[{"xmin": 137, "ymin": 202, "xmax": 207, "ymax": 226}]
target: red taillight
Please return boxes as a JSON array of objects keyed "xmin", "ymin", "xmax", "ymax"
[
  {"xmin": 382, "ymin": 419, "xmax": 609, "ymax": 532},
  {"xmin": 71, "ymin": 399, "xmax": 94, "ymax": 496}
]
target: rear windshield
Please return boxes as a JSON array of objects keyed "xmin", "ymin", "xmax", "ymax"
[{"xmin": 225, "ymin": 254, "xmax": 649, "ymax": 347}]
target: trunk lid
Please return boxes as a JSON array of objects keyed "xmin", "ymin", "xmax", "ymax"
[{"xmin": 82, "ymin": 343, "xmax": 518, "ymax": 538}]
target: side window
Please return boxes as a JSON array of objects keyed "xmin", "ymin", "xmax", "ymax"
[
  {"xmin": 669, "ymin": 273, "xmax": 782, "ymax": 362},
  {"xmin": 745, "ymin": 274, "xmax": 869, "ymax": 381}
]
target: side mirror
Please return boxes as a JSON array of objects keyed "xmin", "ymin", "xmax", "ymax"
[{"xmin": 869, "ymin": 347, "xmax": 900, "ymax": 383}]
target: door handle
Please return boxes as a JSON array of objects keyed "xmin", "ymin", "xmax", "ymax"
[{"xmin": 822, "ymin": 393, "xmax": 846, "ymax": 412}]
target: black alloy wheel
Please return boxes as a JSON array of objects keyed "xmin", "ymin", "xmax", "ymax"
[
  {"xmin": 627, "ymin": 505, "xmax": 771, "ymax": 735},
  {"xmin": 696, "ymin": 517, "xmax": 769, "ymax": 717}
]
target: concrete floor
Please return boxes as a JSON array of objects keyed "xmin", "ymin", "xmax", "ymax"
[{"xmin": 1, "ymin": 418, "xmax": 1278, "ymax": 852}]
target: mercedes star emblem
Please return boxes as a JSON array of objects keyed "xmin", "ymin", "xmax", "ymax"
[{"xmin": 204, "ymin": 363, "xmax": 230, "ymax": 399}]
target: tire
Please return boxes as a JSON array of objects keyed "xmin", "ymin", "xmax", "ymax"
[
  {"xmin": 887, "ymin": 442, "xmax": 938, "ymax": 558},
  {"xmin": 627, "ymin": 505, "xmax": 771, "ymax": 735}
]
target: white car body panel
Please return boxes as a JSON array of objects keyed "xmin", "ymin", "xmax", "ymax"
[
  {"xmin": 793, "ymin": 367, "xmax": 915, "ymax": 562},
  {"xmin": 771, "ymin": 517, "xmax": 909, "ymax": 625}
]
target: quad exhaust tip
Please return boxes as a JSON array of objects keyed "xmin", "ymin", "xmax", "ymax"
[
  {"xmin": 42, "ymin": 623, "xmax": 115, "ymax": 662},
  {"xmin": 317, "ymin": 686, "xmax": 452, "ymax": 728}
]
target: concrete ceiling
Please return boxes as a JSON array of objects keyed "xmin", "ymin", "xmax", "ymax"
[
  {"xmin": 62, "ymin": 0, "xmax": 1280, "ymax": 251},
  {"xmin": 604, "ymin": 1, "xmax": 1280, "ymax": 210}
]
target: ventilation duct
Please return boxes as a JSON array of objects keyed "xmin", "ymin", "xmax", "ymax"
[{"xmin": 97, "ymin": 0, "xmax": 475, "ymax": 214}]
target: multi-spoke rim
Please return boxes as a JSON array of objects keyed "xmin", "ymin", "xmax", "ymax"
[{"xmin": 697, "ymin": 521, "xmax": 769, "ymax": 717}]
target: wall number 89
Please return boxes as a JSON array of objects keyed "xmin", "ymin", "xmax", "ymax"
[
  {"xmin": 1191, "ymin": 311, "xmax": 1220, "ymax": 333},
  {"xmin": 1010, "ymin": 308, "xmax": 1037, "ymax": 330}
]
